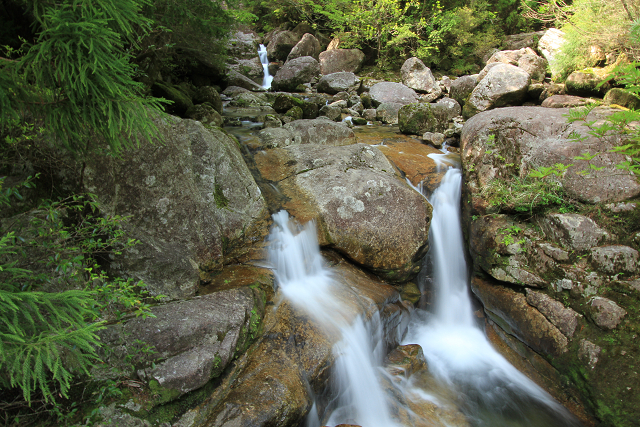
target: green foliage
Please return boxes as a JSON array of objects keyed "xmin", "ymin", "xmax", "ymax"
[
  {"xmin": 0, "ymin": 180, "xmax": 156, "ymax": 415},
  {"xmin": 481, "ymin": 175, "xmax": 570, "ymax": 214},
  {"xmin": 0, "ymin": 0, "xmax": 166, "ymax": 156}
]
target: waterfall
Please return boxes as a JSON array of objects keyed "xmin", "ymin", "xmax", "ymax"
[
  {"xmin": 267, "ymin": 211, "xmax": 399, "ymax": 427},
  {"xmin": 258, "ymin": 44, "xmax": 273, "ymax": 89},
  {"xmin": 403, "ymin": 167, "xmax": 583, "ymax": 427}
]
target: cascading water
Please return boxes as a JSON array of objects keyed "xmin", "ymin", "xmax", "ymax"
[
  {"xmin": 267, "ymin": 211, "xmax": 399, "ymax": 427},
  {"xmin": 258, "ymin": 44, "xmax": 273, "ymax": 89},
  {"xmin": 403, "ymin": 166, "xmax": 583, "ymax": 427}
]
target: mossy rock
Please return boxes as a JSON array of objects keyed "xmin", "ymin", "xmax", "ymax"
[
  {"xmin": 604, "ymin": 88, "xmax": 640, "ymax": 110},
  {"xmin": 565, "ymin": 70, "xmax": 612, "ymax": 97},
  {"xmin": 273, "ymin": 93, "xmax": 305, "ymax": 113},
  {"xmin": 398, "ymin": 103, "xmax": 453, "ymax": 135},
  {"xmin": 151, "ymin": 82, "xmax": 194, "ymax": 116},
  {"xmin": 285, "ymin": 106, "xmax": 304, "ymax": 121}
]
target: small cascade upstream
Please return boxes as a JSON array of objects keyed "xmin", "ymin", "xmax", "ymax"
[
  {"xmin": 258, "ymin": 44, "xmax": 273, "ymax": 89},
  {"xmin": 267, "ymin": 211, "xmax": 399, "ymax": 427},
  {"xmin": 404, "ymin": 167, "xmax": 582, "ymax": 427}
]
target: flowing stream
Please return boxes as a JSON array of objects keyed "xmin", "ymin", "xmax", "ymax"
[
  {"xmin": 258, "ymin": 44, "xmax": 273, "ymax": 89},
  {"xmin": 266, "ymin": 164, "xmax": 582, "ymax": 426},
  {"xmin": 403, "ymin": 166, "xmax": 582, "ymax": 427}
]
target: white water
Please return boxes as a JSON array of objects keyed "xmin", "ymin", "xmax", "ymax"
[
  {"xmin": 267, "ymin": 211, "xmax": 398, "ymax": 427},
  {"xmin": 258, "ymin": 44, "xmax": 273, "ymax": 89},
  {"xmin": 403, "ymin": 167, "xmax": 582, "ymax": 426}
]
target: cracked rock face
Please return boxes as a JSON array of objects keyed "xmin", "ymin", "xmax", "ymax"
[
  {"xmin": 85, "ymin": 116, "xmax": 269, "ymax": 299},
  {"xmin": 255, "ymin": 143, "xmax": 432, "ymax": 282}
]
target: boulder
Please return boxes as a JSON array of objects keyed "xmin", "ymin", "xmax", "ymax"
[
  {"xmin": 100, "ymin": 284, "xmax": 267, "ymax": 401},
  {"xmin": 185, "ymin": 104, "xmax": 223, "ymax": 127},
  {"xmin": 539, "ymin": 214, "xmax": 610, "ymax": 252},
  {"xmin": 227, "ymin": 31, "xmax": 259, "ymax": 61},
  {"xmin": 578, "ymin": 339, "xmax": 601, "ymax": 370},
  {"xmin": 449, "ymin": 75, "xmax": 478, "ymax": 107},
  {"xmin": 565, "ymin": 70, "xmax": 613, "ymax": 97},
  {"xmin": 228, "ymin": 57, "xmax": 264, "ymax": 81},
  {"xmin": 503, "ymin": 31, "xmax": 546, "ymax": 51},
  {"xmin": 526, "ymin": 290, "xmax": 581, "ymax": 338},
  {"xmin": 472, "ymin": 277, "xmax": 568, "ymax": 356},
  {"xmin": 538, "ymin": 28, "xmax": 565, "ymax": 69},
  {"xmin": 319, "ymin": 48, "xmax": 365, "ymax": 74},
  {"xmin": 84, "ymin": 117, "xmax": 269, "ymax": 299},
  {"xmin": 398, "ymin": 102, "xmax": 460, "ymax": 135},
  {"xmin": 254, "ymin": 143, "xmax": 432, "ymax": 282},
  {"xmin": 287, "ymin": 33, "xmax": 321, "ymax": 62},
  {"xmin": 376, "ymin": 141, "xmax": 447, "ymax": 193},
  {"xmin": 273, "ymin": 93, "xmax": 305, "ymax": 113},
  {"xmin": 603, "ymin": 88, "xmax": 640, "ymax": 109},
  {"xmin": 370, "ymin": 82, "xmax": 418, "ymax": 106},
  {"xmin": 257, "ymin": 118, "xmax": 355, "ymax": 148},
  {"xmin": 272, "ymin": 56, "xmax": 321, "ymax": 92},
  {"xmin": 589, "ymin": 297, "xmax": 627, "ymax": 330},
  {"xmin": 541, "ymin": 95, "xmax": 597, "ymax": 108},
  {"xmin": 193, "ymin": 86, "xmax": 223, "ymax": 114},
  {"xmin": 517, "ymin": 54, "xmax": 548, "ymax": 82},
  {"xmin": 376, "ymin": 102, "xmax": 404, "ymax": 124},
  {"xmin": 590, "ymin": 245, "xmax": 639, "ymax": 275},
  {"xmin": 151, "ymin": 82, "xmax": 193, "ymax": 116},
  {"xmin": 463, "ymin": 63, "xmax": 531, "ymax": 118},
  {"xmin": 266, "ymin": 30, "xmax": 299, "ymax": 61},
  {"xmin": 401, "ymin": 57, "xmax": 442, "ymax": 97},
  {"xmin": 319, "ymin": 104, "xmax": 342, "ymax": 121},
  {"xmin": 316, "ymin": 72, "xmax": 361, "ymax": 95},
  {"xmin": 227, "ymin": 69, "xmax": 265, "ymax": 92},
  {"xmin": 460, "ymin": 107, "xmax": 640, "ymax": 204}
]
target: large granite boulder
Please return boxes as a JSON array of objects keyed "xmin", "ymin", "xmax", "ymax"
[
  {"xmin": 257, "ymin": 118, "xmax": 356, "ymax": 148},
  {"xmin": 266, "ymin": 30, "xmax": 299, "ymax": 61},
  {"xmin": 316, "ymin": 72, "xmax": 361, "ymax": 94},
  {"xmin": 463, "ymin": 63, "xmax": 530, "ymax": 118},
  {"xmin": 400, "ymin": 57, "xmax": 442, "ymax": 98},
  {"xmin": 565, "ymin": 69, "xmax": 613, "ymax": 97},
  {"xmin": 193, "ymin": 86, "xmax": 223, "ymax": 114},
  {"xmin": 254, "ymin": 143, "xmax": 432, "ymax": 282},
  {"xmin": 84, "ymin": 116, "xmax": 269, "ymax": 299},
  {"xmin": 538, "ymin": 28, "xmax": 565, "ymax": 72},
  {"xmin": 99, "ymin": 281, "xmax": 268, "ymax": 402},
  {"xmin": 603, "ymin": 88, "xmax": 640, "ymax": 110},
  {"xmin": 460, "ymin": 106, "xmax": 640, "ymax": 204},
  {"xmin": 319, "ymin": 48, "xmax": 365, "ymax": 74},
  {"xmin": 376, "ymin": 102, "xmax": 404, "ymax": 124},
  {"xmin": 449, "ymin": 75, "xmax": 478, "ymax": 107},
  {"xmin": 370, "ymin": 82, "xmax": 419, "ymax": 107},
  {"xmin": 398, "ymin": 101, "xmax": 460, "ymax": 135},
  {"xmin": 287, "ymin": 33, "xmax": 321, "ymax": 62},
  {"xmin": 485, "ymin": 47, "xmax": 547, "ymax": 82},
  {"xmin": 226, "ymin": 69, "xmax": 265, "ymax": 92},
  {"xmin": 272, "ymin": 56, "xmax": 321, "ymax": 92}
]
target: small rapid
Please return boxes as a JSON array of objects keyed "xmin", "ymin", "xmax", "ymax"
[
  {"xmin": 267, "ymin": 211, "xmax": 399, "ymax": 427},
  {"xmin": 403, "ymin": 167, "xmax": 582, "ymax": 427},
  {"xmin": 258, "ymin": 44, "xmax": 273, "ymax": 89}
]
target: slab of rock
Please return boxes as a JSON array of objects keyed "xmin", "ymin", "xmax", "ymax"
[
  {"xmin": 84, "ymin": 117, "xmax": 268, "ymax": 299},
  {"xmin": 319, "ymin": 48, "xmax": 365, "ymax": 74},
  {"xmin": 370, "ymin": 82, "xmax": 418, "ymax": 106},
  {"xmin": 286, "ymin": 33, "xmax": 321, "ymax": 62},
  {"xmin": 401, "ymin": 57, "xmax": 442, "ymax": 97},
  {"xmin": 257, "ymin": 118, "xmax": 355, "ymax": 148},
  {"xmin": 376, "ymin": 102, "xmax": 404, "ymax": 124},
  {"xmin": 272, "ymin": 56, "xmax": 320, "ymax": 92},
  {"xmin": 398, "ymin": 102, "xmax": 460, "ymax": 135},
  {"xmin": 541, "ymin": 95, "xmax": 597, "ymax": 108},
  {"xmin": 565, "ymin": 70, "xmax": 613, "ymax": 97},
  {"xmin": 317, "ymin": 72, "xmax": 361, "ymax": 94},
  {"xmin": 589, "ymin": 297, "xmax": 626, "ymax": 330},
  {"xmin": 471, "ymin": 277, "xmax": 568, "ymax": 356},
  {"xmin": 266, "ymin": 30, "xmax": 299, "ymax": 61},
  {"xmin": 578, "ymin": 339, "xmax": 601, "ymax": 370},
  {"xmin": 538, "ymin": 28, "xmax": 565, "ymax": 66},
  {"xmin": 376, "ymin": 141, "xmax": 446, "ymax": 192},
  {"xmin": 449, "ymin": 75, "xmax": 478, "ymax": 107},
  {"xmin": 461, "ymin": 107, "xmax": 640, "ymax": 204},
  {"xmin": 590, "ymin": 245, "xmax": 639, "ymax": 274},
  {"xmin": 604, "ymin": 88, "xmax": 640, "ymax": 109},
  {"xmin": 463, "ymin": 63, "xmax": 530, "ymax": 117},
  {"xmin": 254, "ymin": 143, "xmax": 432, "ymax": 282},
  {"xmin": 540, "ymin": 214, "xmax": 610, "ymax": 251},
  {"xmin": 226, "ymin": 69, "xmax": 265, "ymax": 92},
  {"xmin": 526, "ymin": 290, "xmax": 580, "ymax": 338}
]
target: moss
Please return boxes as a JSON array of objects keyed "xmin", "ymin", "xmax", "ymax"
[
  {"xmin": 284, "ymin": 106, "xmax": 303, "ymax": 121},
  {"xmin": 398, "ymin": 103, "xmax": 437, "ymax": 135},
  {"xmin": 213, "ymin": 183, "xmax": 229, "ymax": 209},
  {"xmin": 148, "ymin": 379, "xmax": 183, "ymax": 405}
]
